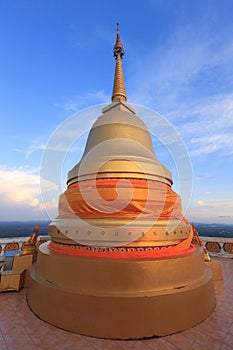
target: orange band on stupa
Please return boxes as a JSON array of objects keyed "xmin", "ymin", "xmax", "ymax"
[{"xmin": 58, "ymin": 178, "xmax": 184, "ymax": 221}]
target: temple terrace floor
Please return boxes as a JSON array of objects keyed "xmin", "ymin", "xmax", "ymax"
[{"xmin": 0, "ymin": 257, "xmax": 232, "ymax": 350}]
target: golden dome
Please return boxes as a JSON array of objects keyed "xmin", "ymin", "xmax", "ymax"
[{"xmin": 67, "ymin": 106, "xmax": 173, "ymax": 186}]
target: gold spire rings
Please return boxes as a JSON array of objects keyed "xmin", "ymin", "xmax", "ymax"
[{"xmin": 111, "ymin": 23, "xmax": 127, "ymax": 102}]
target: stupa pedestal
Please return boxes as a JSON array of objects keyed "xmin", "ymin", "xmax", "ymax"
[{"xmin": 27, "ymin": 243, "xmax": 215, "ymax": 338}]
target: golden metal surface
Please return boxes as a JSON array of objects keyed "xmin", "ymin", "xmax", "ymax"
[
  {"xmin": 102, "ymin": 100, "xmax": 136, "ymax": 114},
  {"xmin": 67, "ymin": 109, "xmax": 172, "ymax": 186},
  {"xmin": 205, "ymin": 260, "xmax": 223, "ymax": 280},
  {"xmin": 20, "ymin": 225, "xmax": 39, "ymax": 256},
  {"xmin": 112, "ymin": 54, "xmax": 127, "ymax": 102},
  {"xmin": 82, "ymin": 111, "xmax": 155, "ymax": 154},
  {"xmin": 12, "ymin": 254, "xmax": 35, "ymax": 287},
  {"xmin": 112, "ymin": 23, "xmax": 127, "ymax": 102},
  {"xmin": 0, "ymin": 270, "xmax": 25, "ymax": 292},
  {"xmin": 192, "ymin": 223, "xmax": 211, "ymax": 261},
  {"xmin": 34, "ymin": 243, "xmax": 204, "ymax": 294},
  {"xmin": 27, "ymin": 244, "xmax": 215, "ymax": 338},
  {"xmin": 0, "ymin": 253, "xmax": 35, "ymax": 292}
]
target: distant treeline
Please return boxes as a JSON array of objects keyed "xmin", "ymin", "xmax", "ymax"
[
  {"xmin": 195, "ymin": 223, "xmax": 233, "ymax": 238},
  {"xmin": 0, "ymin": 221, "xmax": 50, "ymax": 238},
  {"xmin": 0, "ymin": 221, "xmax": 233, "ymax": 239}
]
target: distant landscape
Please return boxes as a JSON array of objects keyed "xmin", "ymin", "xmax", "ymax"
[
  {"xmin": 0, "ymin": 221, "xmax": 233, "ymax": 239},
  {"xmin": 0, "ymin": 221, "xmax": 50, "ymax": 238},
  {"xmin": 195, "ymin": 223, "xmax": 233, "ymax": 238}
]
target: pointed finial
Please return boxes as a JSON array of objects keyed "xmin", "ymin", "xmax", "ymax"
[
  {"xmin": 111, "ymin": 23, "xmax": 127, "ymax": 102},
  {"xmin": 113, "ymin": 22, "xmax": 125, "ymax": 59}
]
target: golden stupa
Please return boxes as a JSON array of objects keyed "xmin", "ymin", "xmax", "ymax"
[{"xmin": 27, "ymin": 25, "xmax": 216, "ymax": 339}]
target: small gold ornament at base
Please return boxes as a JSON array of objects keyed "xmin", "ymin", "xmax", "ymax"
[
  {"xmin": 20, "ymin": 225, "xmax": 40, "ymax": 255},
  {"xmin": 191, "ymin": 223, "xmax": 211, "ymax": 262}
]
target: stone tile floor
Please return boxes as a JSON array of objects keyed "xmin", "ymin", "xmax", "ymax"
[{"xmin": 0, "ymin": 257, "xmax": 232, "ymax": 350}]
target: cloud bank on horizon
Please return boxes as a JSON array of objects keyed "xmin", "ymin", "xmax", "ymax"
[{"xmin": 0, "ymin": 0, "xmax": 233, "ymax": 223}]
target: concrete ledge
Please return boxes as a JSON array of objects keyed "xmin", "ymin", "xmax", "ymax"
[
  {"xmin": 12, "ymin": 254, "xmax": 35, "ymax": 287},
  {"xmin": 0, "ymin": 270, "xmax": 25, "ymax": 292}
]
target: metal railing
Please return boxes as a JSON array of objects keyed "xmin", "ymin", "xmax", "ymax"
[
  {"xmin": 0, "ymin": 236, "xmax": 50, "ymax": 253},
  {"xmin": 200, "ymin": 236, "xmax": 233, "ymax": 258},
  {"xmin": 0, "ymin": 235, "xmax": 232, "ymax": 258}
]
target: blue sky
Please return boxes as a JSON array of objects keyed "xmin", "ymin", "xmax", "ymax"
[{"xmin": 0, "ymin": 0, "xmax": 233, "ymax": 223}]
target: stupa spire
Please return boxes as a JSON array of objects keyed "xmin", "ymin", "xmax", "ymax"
[{"xmin": 111, "ymin": 23, "xmax": 127, "ymax": 102}]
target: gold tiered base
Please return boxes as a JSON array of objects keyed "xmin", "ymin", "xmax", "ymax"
[{"xmin": 27, "ymin": 243, "xmax": 215, "ymax": 339}]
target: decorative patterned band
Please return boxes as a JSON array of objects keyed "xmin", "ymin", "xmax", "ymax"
[{"xmin": 49, "ymin": 239, "xmax": 196, "ymax": 259}]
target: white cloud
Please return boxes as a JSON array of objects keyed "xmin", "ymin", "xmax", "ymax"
[
  {"xmin": 175, "ymin": 94, "xmax": 233, "ymax": 157},
  {"xmin": 26, "ymin": 143, "xmax": 47, "ymax": 158},
  {"xmin": 189, "ymin": 132, "xmax": 233, "ymax": 157},
  {"xmin": 126, "ymin": 20, "xmax": 233, "ymax": 159},
  {"xmin": 36, "ymin": 198, "xmax": 58, "ymax": 211},
  {"xmin": 64, "ymin": 90, "xmax": 109, "ymax": 113},
  {"xmin": 197, "ymin": 200, "xmax": 205, "ymax": 207},
  {"xmin": 0, "ymin": 165, "xmax": 58, "ymax": 210},
  {"xmin": 186, "ymin": 198, "xmax": 233, "ymax": 224},
  {"xmin": 196, "ymin": 199, "xmax": 233, "ymax": 208},
  {"xmin": 130, "ymin": 28, "xmax": 218, "ymax": 104}
]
